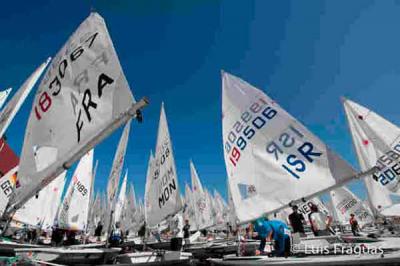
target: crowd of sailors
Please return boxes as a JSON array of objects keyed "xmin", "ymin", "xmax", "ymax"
[{"xmin": 6, "ymin": 201, "xmax": 395, "ymax": 259}]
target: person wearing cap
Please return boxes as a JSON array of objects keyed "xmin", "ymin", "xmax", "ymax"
[{"xmin": 252, "ymin": 218, "xmax": 291, "ymax": 257}]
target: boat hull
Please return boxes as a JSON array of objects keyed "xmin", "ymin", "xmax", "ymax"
[
  {"xmin": 15, "ymin": 247, "xmax": 120, "ymax": 265},
  {"xmin": 115, "ymin": 250, "xmax": 192, "ymax": 266}
]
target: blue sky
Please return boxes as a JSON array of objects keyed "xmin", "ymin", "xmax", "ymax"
[{"xmin": 1, "ymin": 0, "xmax": 400, "ymax": 204}]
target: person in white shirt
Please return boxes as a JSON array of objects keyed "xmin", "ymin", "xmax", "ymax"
[
  {"xmin": 170, "ymin": 213, "xmax": 184, "ymax": 250},
  {"xmin": 308, "ymin": 204, "xmax": 330, "ymax": 236}
]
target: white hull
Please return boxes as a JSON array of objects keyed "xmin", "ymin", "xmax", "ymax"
[
  {"xmin": 15, "ymin": 247, "xmax": 120, "ymax": 265},
  {"xmin": 208, "ymin": 251, "xmax": 400, "ymax": 266},
  {"xmin": 117, "ymin": 250, "xmax": 192, "ymax": 265}
]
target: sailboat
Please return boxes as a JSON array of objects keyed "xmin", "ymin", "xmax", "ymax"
[
  {"xmin": 105, "ymin": 120, "xmax": 131, "ymax": 236},
  {"xmin": 116, "ymin": 104, "xmax": 192, "ymax": 265},
  {"xmin": 343, "ymin": 98, "xmax": 400, "ymax": 217},
  {"xmin": 190, "ymin": 161, "xmax": 213, "ymax": 230},
  {"xmin": 114, "ymin": 169, "xmax": 128, "ymax": 225},
  {"xmin": 58, "ymin": 149, "xmax": 94, "ymax": 232},
  {"xmin": 330, "ymin": 186, "xmax": 374, "ymax": 229},
  {"xmin": 8, "ymin": 11, "xmax": 148, "ymax": 221},
  {"xmin": 122, "ymin": 182, "xmax": 138, "ymax": 238},
  {"xmin": 13, "ymin": 172, "xmax": 66, "ymax": 231},
  {"xmin": 145, "ymin": 104, "xmax": 182, "ymax": 227},
  {"xmin": 13, "ymin": 11, "xmax": 149, "ymax": 265},
  {"xmin": 221, "ymin": 71, "xmax": 356, "ymax": 224},
  {"xmin": 0, "ymin": 88, "xmax": 12, "ymax": 110},
  {"xmin": 0, "ymin": 60, "xmax": 50, "ymax": 142},
  {"xmin": 210, "ymin": 71, "xmax": 398, "ymax": 264},
  {"xmin": 183, "ymin": 183, "xmax": 198, "ymax": 231}
]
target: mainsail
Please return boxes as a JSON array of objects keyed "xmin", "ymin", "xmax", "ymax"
[
  {"xmin": 114, "ymin": 169, "xmax": 128, "ymax": 224},
  {"xmin": 213, "ymin": 189, "xmax": 228, "ymax": 228},
  {"xmin": 343, "ymin": 98, "xmax": 400, "ymax": 215},
  {"xmin": 0, "ymin": 60, "xmax": 50, "ymax": 140},
  {"xmin": 13, "ymin": 172, "xmax": 65, "ymax": 229},
  {"xmin": 144, "ymin": 151, "xmax": 154, "ymax": 224},
  {"xmin": 145, "ymin": 104, "xmax": 182, "ymax": 227},
  {"xmin": 0, "ymin": 88, "xmax": 12, "ymax": 110},
  {"xmin": 0, "ymin": 166, "xmax": 19, "ymax": 216},
  {"xmin": 107, "ymin": 121, "xmax": 131, "ymax": 205},
  {"xmin": 58, "ymin": 149, "xmax": 94, "ymax": 231},
  {"xmin": 190, "ymin": 161, "xmax": 212, "ymax": 229},
  {"xmin": 330, "ymin": 186, "xmax": 374, "ymax": 227},
  {"xmin": 12, "ymin": 12, "xmax": 145, "ymax": 211},
  {"xmin": 222, "ymin": 71, "xmax": 355, "ymax": 223},
  {"xmin": 226, "ymin": 178, "xmax": 237, "ymax": 227},
  {"xmin": 184, "ymin": 183, "xmax": 198, "ymax": 230}
]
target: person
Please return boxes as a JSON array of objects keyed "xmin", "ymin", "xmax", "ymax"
[
  {"xmin": 349, "ymin": 214, "xmax": 360, "ymax": 236},
  {"xmin": 51, "ymin": 225, "xmax": 64, "ymax": 247},
  {"xmin": 308, "ymin": 204, "xmax": 330, "ymax": 236},
  {"xmin": 183, "ymin": 219, "xmax": 191, "ymax": 245},
  {"xmin": 170, "ymin": 213, "xmax": 184, "ymax": 251},
  {"xmin": 94, "ymin": 221, "xmax": 103, "ymax": 242},
  {"xmin": 138, "ymin": 221, "xmax": 146, "ymax": 242},
  {"xmin": 245, "ymin": 224, "xmax": 253, "ymax": 239},
  {"xmin": 226, "ymin": 222, "xmax": 232, "ymax": 238},
  {"xmin": 109, "ymin": 222, "xmax": 124, "ymax": 247},
  {"xmin": 326, "ymin": 215, "xmax": 335, "ymax": 235},
  {"xmin": 252, "ymin": 218, "xmax": 291, "ymax": 257},
  {"xmin": 65, "ymin": 229, "xmax": 77, "ymax": 246},
  {"xmin": 288, "ymin": 205, "xmax": 306, "ymax": 237}
]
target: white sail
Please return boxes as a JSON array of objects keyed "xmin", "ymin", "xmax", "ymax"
[
  {"xmin": 205, "ymin": 189, "xmax": 215, "ymax": 227},
  {"xmin": 145, "ymin": 104, "xmax": 182, "ymax": 227},
  {"xmin": 269, "ymin": 197, "xmax": 328, "ymax": 225},
  {"xmin": 343, "ymin": 98, "xmax": 397, "ymax": 213},
  {"xmin": 226, "ymin": 178, "xmax": 237, "ymax": 228},
  {"xmin": 184, "ymin": 183, "xmax": 198, "ymax": 230},
  {"xmin": 107, "ymin": 120, "xmax": 130, "ymax": 207},
  {"xmin": 13, "ymin": 172, "xmax": 66, "ymax": 228},
  {"xmin": 128, "ymin": 182, "xmax": 137, "ymax": 214},
  {"xmin": 13, "ymin": 146, "xmax": 66, "ymax": 227},
  {"xmin": 114, "ymin": 169, "xmax": 128, "ymax": 224},
  {"xmin": 91, "ymin": 192, "xmax": 102, "ymax": 229},
  {"xmin": 144, "ymin": 151, "xmax": 154, "ymax": 224},
  {"xmin": 297, "ymin": 198, "xmax": 329, "ymax": 224},
  {"xmin": 0, "ymin": 60, "xmax": 49, "ymax": 141},
  {"xmin": 0, "ymin": 88, "xmax": 12, "ymax": 110},
  {"xmin": 222, "ymin": 72, "xmax": 355, "ymax": 223},
  {"xmin": 0, "ymin": 166, "xmax": 19, "ymax": 216},
  {"xmin": 122, "ymin": 182, "xmax": 137, "ymax": 232},
  {"xmin": 381, "ymin": 204, "xmax": 400, "ymax": 217},
  {"xmin": 58, "ymin": 149, "xmax": 94, "ymax": 231},
  {"xmin": 190, "ymin": 161, "xmax": 213, "ymax": 229},
  {"xmin": 41, "ymin": 174, "xmax": 66, "ymax": 230},
  {"xmin": 330, "ymin": 187, "xmax": 374, "ymax": 227},
  {"xmin": 14, "ymin": 12, "xmax": 135, "ymax": 209},
  {"xmin": 214, "ymin": 189, "xmax": 228, "ymax": 227}
]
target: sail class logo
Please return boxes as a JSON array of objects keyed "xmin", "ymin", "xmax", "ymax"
[{"xmin": 238, "ymin": 183, "xmax": 256, "ymax": 200}]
